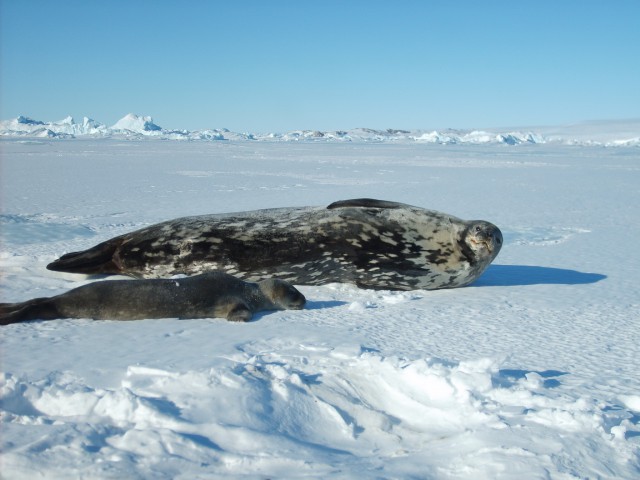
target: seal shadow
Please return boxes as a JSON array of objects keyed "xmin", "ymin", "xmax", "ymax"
[
  {"xmin": 249, "ymin": 300, "xmax": 347, "ymax": 322},
  {"xmin": 472, "ymin": 264, "xmax": 607, "ymax": 287},
  {"xmin": 304, "ymin": 300, "xmax": 349, "ymax": 310}
]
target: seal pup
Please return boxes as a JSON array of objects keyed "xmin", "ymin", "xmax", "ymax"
[
  {"xmin": 0, "ymin": 271, "xmax": 306, "ymax": 325},
  {"xmin": 47, "ymin": 198, "xmax": 503, "ymax": 291}
]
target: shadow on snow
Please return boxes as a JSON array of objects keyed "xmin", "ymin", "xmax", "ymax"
[{"xmin": 473, "ymin": 264, "xmax": 606, "ymax": 287}]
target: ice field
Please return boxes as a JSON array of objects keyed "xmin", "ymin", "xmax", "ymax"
[{"xmin": 1, "ymin": 126, "xmax": 639, "ymax": 478}]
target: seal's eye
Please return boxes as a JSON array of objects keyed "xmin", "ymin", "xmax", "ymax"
[{"xmin": 475, "ymin": 225, "xmax": 482, "ymax": 233}]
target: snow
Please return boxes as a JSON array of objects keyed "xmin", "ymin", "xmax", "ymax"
[
  {"xmin": 1, "ymin": 129, "xmax": 639, "ymax": 478},
  {"xmin": 1, "ymin": 113, "xmax": 639, "ymax": 146},
  {"xmin": 110, "ymin": 113, "xmax": 162, "ymax": 133}
]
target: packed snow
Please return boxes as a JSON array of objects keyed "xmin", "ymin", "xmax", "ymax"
[
  {"xmin": 1, "ymin": 113, "xmax": 639, "ymax": 146},
  {"xmin": 0, "ymin": 125, "xmax": 639, "ymax": 478}
]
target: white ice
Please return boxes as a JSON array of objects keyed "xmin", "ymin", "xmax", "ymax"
[
  {"xmin": 0, "ymin": 128, "xmax": 638, "ymax": 478},
  {"xmin": 2, "ymin": 113, "xmax": 639, "ymax": 146}
]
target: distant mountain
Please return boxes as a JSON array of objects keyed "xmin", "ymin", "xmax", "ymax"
[{"xmin": 1, "ymin": 114, "xmax": 638, "ymax": 146}]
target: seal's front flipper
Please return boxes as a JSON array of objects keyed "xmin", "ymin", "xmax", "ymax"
[
  {"xmin": 327, "ymin": 198, "xmax": 407, "ymax": 210},
  {"xmin": 223, "ymin": 302, "xmax": 253, "ymax": 322}
]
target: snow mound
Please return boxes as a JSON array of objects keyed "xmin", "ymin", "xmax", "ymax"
[
  {"xmin": 413, "ymin": 129, "xmax": 544, "ymax": 145},
  {"xmin": 110, "ymin": 113, "xmax": 162, "ymax": 133},
  {"xmin": 2, "ymin": 344, "xmax": 636, "ymax": 478}
]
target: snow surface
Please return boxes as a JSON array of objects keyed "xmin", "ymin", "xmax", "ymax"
[
  {"xmin": 2, "ymin": 113, "xmax": 639, "ymax": 146},
  {"xmin": 0, "ymin": 132, "xmax": 639, "ymax": 478}
]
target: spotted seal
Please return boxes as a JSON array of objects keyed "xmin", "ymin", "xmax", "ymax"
[
  {"xmin": 0, "ymin": 271, "xmax": 306, "ymax": 325},
  {"xmin": 47, "ymin": 198, "xmax": 503, "ymax": 290}
]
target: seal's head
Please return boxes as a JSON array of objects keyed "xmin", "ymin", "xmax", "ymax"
[
  {"xmin": 258, "ymin": 278, "xmax": 306, "ymax": 310},
  {"xmin": 463, "ymin": 221, "xmax": 503, "ymax": 264}
]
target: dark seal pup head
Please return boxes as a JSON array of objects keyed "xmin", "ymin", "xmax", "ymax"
[{"xmin": 258, "ymin": 278, "xmax": 307, "ymax": 311}]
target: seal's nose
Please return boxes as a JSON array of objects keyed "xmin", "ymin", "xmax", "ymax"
[
  {"xmin": 288, "ymin": 291, "xmax": 306, "ymax": 310},
  {"xmin": 291, "ymin": 299, "xmax": 306, "ymax": 310}
]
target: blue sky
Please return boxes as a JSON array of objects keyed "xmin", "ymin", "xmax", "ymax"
[{"xmin": 1, "ymin": 0, "xmax": 638, "ymax": 132}]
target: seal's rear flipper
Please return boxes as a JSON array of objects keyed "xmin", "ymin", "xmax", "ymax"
[
  {"xmin": 0, "ymin": 298, "xmax": 58, "ymax": 325},
  {"xmin": 47, "ymin": 237, "xmax": 122, "ymax": 275}
]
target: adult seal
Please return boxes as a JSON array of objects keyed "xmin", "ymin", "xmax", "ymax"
[
  {"xmin": 0, "ymin": 271, "xmax": 306, "ymax": 325},
  {"xmin": 47, "ymin": 198, "xmax": 503, "ymax": 291}
]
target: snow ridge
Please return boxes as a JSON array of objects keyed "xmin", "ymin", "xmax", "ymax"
[
  {"xmin": 1, "ymin": 114, "xmax": 639, "ymax": 146},
  {"xmin": 2, "ymin": 345, "xmax": 637, "ymax": 478}
]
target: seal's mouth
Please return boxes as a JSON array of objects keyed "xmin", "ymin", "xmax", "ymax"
[
  {"xmin": 470, "ymin": 238, "xmax": 493, "ymax": 253},
  {"xmin": 286, "ymin": 294, "xmax": 307, "ymax": 310}
]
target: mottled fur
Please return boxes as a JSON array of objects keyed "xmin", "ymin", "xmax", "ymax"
[{"xmin": 47, "ymin": 199, "xmax": 503, "ymax": 291}]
